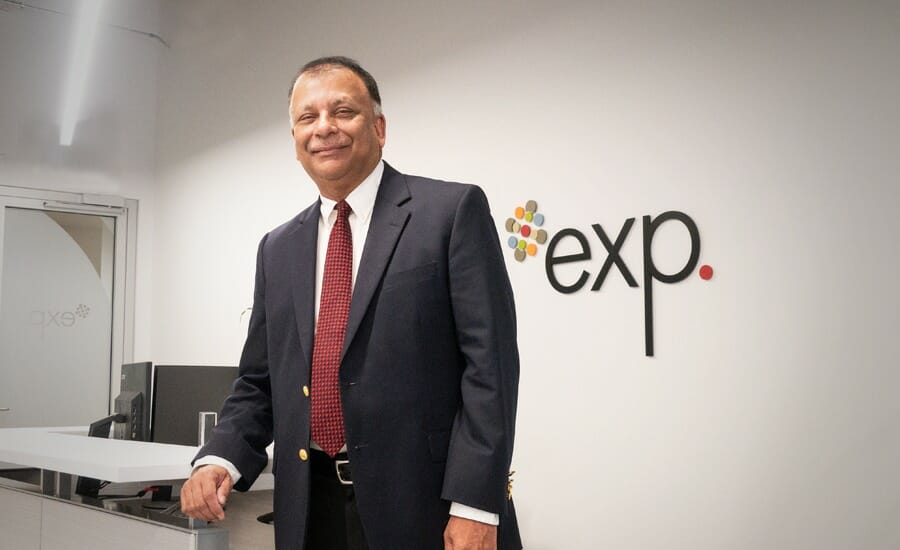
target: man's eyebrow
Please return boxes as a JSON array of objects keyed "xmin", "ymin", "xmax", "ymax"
[
  {"xmin": 295, "ymin": 97, "xmax": 357, "ymax": 112},
  {"xmin": 330, "ymin": 97, "xmax": 357, "ymax": 108}
]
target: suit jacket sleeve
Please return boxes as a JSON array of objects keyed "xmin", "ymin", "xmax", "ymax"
[
  {"xmin": 441, "ymin": 185, "xmax": 520, "ymax": 514},
  {"xmin": 192, "ymin": 234, "xmax": 274, "ymax": 491}
]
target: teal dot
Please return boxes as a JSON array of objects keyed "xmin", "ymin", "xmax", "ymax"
[
  {"xmin": 533, "ymin": 213, "xmax": 545, "ymax": 226},
  {"xmin": 507, "ymin": 236, "xmax": 519, "ymax": 249}
]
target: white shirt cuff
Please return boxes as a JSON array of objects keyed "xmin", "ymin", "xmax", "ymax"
[
  {"xmin": 193, "ymin": 455, "xmax": 242, "ymax": 485},
  {"xmin": 449, "ymin": 502, "xmax": 500, "ymax": 526}
]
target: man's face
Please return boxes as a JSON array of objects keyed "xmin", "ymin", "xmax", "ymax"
[{"xmin": 289, "ymin": 67, "xmax": 386, "ymax": 197}]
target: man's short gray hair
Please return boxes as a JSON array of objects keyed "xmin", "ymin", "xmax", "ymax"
[{"xmin": 288, "ymin": 56, "xmax": 383, "ymax": 116}]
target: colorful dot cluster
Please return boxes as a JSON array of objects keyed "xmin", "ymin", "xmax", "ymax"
[{"xmin": 505, "ymin": 200, "xmax": 548, "ymax": 262}]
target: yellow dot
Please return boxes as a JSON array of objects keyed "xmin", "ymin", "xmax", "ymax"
[
  {"xmin": 517, "ymin": 239, "xmax": 527, "ymax": 250},
  {"xmin": 298, "ymin": 449, "xmax": 308, "ymax": 461},
  {"xmin": 526, "ymin": 244, "xmax": 538, "ymax": 256},
  {"xmin": 514, "ymin": 206, "xmax": 525, "ymax": 219},
  {"xmin": 525, "ymin": 212, "xmax": 533, "ymax": 222}
]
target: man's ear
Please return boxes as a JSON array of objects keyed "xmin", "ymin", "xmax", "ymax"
[{"xmin": 375, "ymin": 114, "xmax": 386, "ymax": 147}]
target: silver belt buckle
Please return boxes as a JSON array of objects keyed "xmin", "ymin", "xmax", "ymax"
[{"xmin": 334, "ymin": 459, "xmax": 352, "ymax": 485}]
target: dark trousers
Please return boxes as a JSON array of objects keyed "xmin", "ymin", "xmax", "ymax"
[{"xmin": 305, "ymin": 450, "xmax": 369, "ymax": 550}]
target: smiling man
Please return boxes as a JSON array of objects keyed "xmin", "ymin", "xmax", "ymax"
[{"xmin": 180, "ymin": 56, "xmax": 521, "ymax": 550}]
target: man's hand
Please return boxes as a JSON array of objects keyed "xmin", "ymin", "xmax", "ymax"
[
  {"xmin": 444, "ymin": 516, "xmax": 497, "ymax": 550},
  {"xmin": 180, "ymin": 465, "xmax": 233, "ymax": 522}
]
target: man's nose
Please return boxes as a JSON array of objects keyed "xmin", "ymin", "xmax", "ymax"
[{"xmin": 312, "ymin": 113, "xmax": 337, "ymax": 137}]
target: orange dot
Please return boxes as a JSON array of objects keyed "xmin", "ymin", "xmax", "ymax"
[
  {"xmin": 514, "ymin": 206, "xmax": 525, "ymax": 219},
  {"xmin": 526, "ymin": 243, "xmax": 538, "ymax": 256}
]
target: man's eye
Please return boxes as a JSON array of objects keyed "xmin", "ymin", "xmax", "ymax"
[{"xmin": 336, "ymin": 109, "xmax": 354, "ymax": 117}]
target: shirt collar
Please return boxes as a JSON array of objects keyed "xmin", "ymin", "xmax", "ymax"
[{"xmin": 318, "ymin": 160, "xmax": 384, "ymax": 225}]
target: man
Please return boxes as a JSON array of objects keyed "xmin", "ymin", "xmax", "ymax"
[{"xmin": 181, "ymin": 56, "xmax": 521, "ymax": 550}]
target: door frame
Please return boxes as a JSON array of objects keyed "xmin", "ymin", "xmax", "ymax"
[{"xmin": 0, "ymin": 185, "xmax": 138, "ymax": 415}]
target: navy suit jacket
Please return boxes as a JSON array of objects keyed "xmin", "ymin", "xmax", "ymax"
[{"xmin": 195, "ymin": 163, "xmax": 521, "ymax": 549}]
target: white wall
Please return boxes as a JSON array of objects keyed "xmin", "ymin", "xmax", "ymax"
[
  {"xmin": 0, "ymin": 0, "xmax": 163, "ymax": 360},
  {"xmin": 151, "ymin": 1, "xmax": 900, "ymax": 548}
]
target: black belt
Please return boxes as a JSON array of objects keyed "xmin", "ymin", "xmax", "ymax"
[{"xmin": 310, "ymin": 448, "xmax": 353, "ymax": 485}]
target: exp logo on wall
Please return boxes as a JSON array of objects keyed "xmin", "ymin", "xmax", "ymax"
[{"xmin": 503, "ymin": 200, "xmax": 713, "ymax": 357}]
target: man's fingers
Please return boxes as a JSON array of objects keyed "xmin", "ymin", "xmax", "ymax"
[
  {"xmin": 183, "ymin": 478, "xmax": 212, "ymax": 520},
  {"xmin": 216, "ymin": 471, "xmax": 234, "ymax": 506},
  {"xmin": 189, "ymin": 474, "xmax": 219, "ymax": 521},
  {"xmin": 179, "ymin": 480, "xmax": 193, "ymax": 515},
  {"xmin": 199, "ymin": 470, "xmax": 225, "ymax": 520},
  {"xmin": 181, "ymin": 466, "xmax": 229, "ymax": 521}
]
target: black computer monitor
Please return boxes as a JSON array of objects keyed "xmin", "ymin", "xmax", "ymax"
[
  {"xmin": 76, "ymin": 413, "xmax": 124, "ymax": 498},
  {"xmin": 150, "ymin": 365, "xmax": 239, "ymax": 446},
  {"xmin": 113, "ymin": 362, "xmax": 153, "ymax": 441}
]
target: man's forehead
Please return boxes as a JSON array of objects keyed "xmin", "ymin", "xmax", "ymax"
[{"xmin": 292, "ymin": 67, "xmax": 365, "ymax": 98}]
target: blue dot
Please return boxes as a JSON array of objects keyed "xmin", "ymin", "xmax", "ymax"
[
  {"xmin": 533, "ymin": 213, "xmax": 545, "ymax": 227},
  {"xmin": 507, "ymin": 236, "xmax": 519, "ymax": 249}
]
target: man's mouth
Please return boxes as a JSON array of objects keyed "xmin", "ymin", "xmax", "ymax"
[{"xmin": 311, "ymin": 144, "xmax": 349, "ymax": 155}]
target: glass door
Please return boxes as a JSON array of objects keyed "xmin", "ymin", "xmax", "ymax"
[{"xmin": 0, "ymin": 192, "xmax": 134, "ymax": 430}]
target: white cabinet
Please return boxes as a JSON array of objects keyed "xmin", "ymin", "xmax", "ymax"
[
  {"xmin": 0, "ymin": 483, "xmax": 41, "ymax": 550},
  {"xmin": 0, "ymin": 485, "xmax": 227, "ymax": 550}
]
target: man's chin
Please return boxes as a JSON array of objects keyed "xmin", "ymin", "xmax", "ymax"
[
  {"xmin": 311, "ymin": 164, "xmax": 350, "ymax": 181},
  {"xmin": 307, "ymin": 165, "xmax": 358, "ymax": 192}
]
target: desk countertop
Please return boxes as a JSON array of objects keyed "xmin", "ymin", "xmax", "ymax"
[{"xmin": 0, "ymin": 426, "xmax": 274, "ymax": 483}]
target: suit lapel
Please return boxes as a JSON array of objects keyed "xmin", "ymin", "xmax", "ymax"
[
  {"xmin": 288, "ymin": 202, "xmax": 320, "ymax": 369},
  {"xmin": 342, "ymin": 163, "xmax": 411, "ymax": 359}
]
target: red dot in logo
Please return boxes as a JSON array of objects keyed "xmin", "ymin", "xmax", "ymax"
[
  {"xmin": 699, "ymin": 264, "xmax": 714, "ymax": 280},
  {"xmin": 520, "ymin": 225, "xmax": 532, "ymax": 238}
]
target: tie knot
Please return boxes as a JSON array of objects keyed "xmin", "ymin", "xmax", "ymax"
[{"xmin": 335, "ymin": 200, "xmax": 352, "ymax": 219}]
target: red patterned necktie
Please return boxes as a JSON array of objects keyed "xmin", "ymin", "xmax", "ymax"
[{"xmin": 311, "ymin": 200, "xmax": 353, "ymax": 457}]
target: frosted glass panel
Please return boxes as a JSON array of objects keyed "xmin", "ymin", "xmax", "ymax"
[{"xmin": 0, "ymin": 207, "xmax": 113, "ymax": 428}]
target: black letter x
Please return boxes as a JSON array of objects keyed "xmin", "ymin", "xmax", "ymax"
[{"xmin": 591, "ymin": 218, "xmax": 638, "ymax": 290}]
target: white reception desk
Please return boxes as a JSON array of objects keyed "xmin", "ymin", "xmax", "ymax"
[
  {"xmin": 0, "ymin": 426, "xmax": 273, "ymax": 550},
  {"xmin": 0, "ymin": 426, "xmax": 199, "ymax": 482}
]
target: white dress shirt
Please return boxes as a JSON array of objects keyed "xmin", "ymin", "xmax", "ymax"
[{"xmin": 195, "ymin": 160, "xmax": 498, "ymax": 525}]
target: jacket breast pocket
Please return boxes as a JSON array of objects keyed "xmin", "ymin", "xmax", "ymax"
[{"xmin": 382, "ymin": 261, "xmax": 437, "ymax": 292}]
